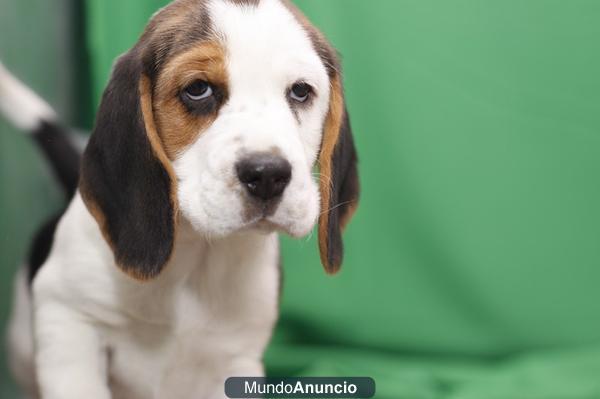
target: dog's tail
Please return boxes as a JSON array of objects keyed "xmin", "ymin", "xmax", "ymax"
[{"xmin": 0, "ymin": 61, "xmax": 81, "ymax": 197}]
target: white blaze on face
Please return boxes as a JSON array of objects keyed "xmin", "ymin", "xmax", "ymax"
[{"xmin": 174, "ymin": 0, "xmax": 330, "ymax": 238}]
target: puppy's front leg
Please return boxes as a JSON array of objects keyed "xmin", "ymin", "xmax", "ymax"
[{"xmin": 34, "ymin": 302, "xmax": 111, "ymax": 399}]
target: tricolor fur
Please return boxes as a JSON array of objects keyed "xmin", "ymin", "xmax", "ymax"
[{"xmin": 3, "ymin": 0, "xmax": 359, "ymax": 398}]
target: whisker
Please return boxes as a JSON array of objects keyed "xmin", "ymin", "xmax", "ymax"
[
  {"xmin": 304, "ymin": 228, "xmax": 315, "ymax": 243},
  {"xmin": 312, "ymin": 172, "xmax": 334, "ymax": 191},
  {"xmin": 320, "ymin": 200, "xmax": 355, "ymax": 215}
]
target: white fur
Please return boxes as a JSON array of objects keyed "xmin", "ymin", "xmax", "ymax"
[
  {"xmin": 0, "ymin": 62, "xmax": 56, "ymax": 131},
  {"xmin": 27, "ymin": 194, "xmax": 279, "ymax": 399},
  {"xmin": 7, "ymin": 268, "xmax": 39, "ymax": 399},
  {"xmin": 8, "ymin": 1, "xmax": 329, "ymax": 398}
]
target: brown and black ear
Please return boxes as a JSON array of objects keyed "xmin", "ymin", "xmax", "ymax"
[
  {"xmin": 318, "ymin": 75, "xmax": 360, "ymax": 275},
  {"xmin": 80, "ymin": 48, "xmax": 177, "ymax": 280}
]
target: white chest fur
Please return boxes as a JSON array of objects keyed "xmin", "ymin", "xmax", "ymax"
[{"xmin": 33, "ymin": 195, "xmax": 281, "ymax": 399}]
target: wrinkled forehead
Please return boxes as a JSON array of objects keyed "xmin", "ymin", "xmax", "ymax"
[{"xmin": 142, "ymin": 0, "xmax": 335, "ymax": 83}]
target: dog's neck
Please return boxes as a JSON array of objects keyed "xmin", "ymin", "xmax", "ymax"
[
  {"xmin": 103, "ymin": 213, "xmax": 280, "ymax": 326},
  {"xmin": 161, "ymin": 215, "xmax": 279, "ymax": 284}
]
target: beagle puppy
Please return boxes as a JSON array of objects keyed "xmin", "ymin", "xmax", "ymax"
[{"xmin": 3, "ymin": 0, "xmax": 359, "ymax": 398}]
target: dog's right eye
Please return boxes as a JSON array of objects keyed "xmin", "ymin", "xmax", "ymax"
[
  {"xmin": 183, "ymin": 80, "xmax": 213, "ymax": 101},
  {"xmin": 289, "ymin": 82, "xmax": 312, "ymax": 103}
]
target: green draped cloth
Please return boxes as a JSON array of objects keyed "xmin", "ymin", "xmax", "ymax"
[{"xmin": 68, "ymin": 0, "xmax": 600, "ymax": 397}]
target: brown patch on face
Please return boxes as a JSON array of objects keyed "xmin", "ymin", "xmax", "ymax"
[
  {"xmin": 152, "ymin": 42, "xmax": 228, "ymax": 159},
  {"xmin": 317, "ymin": 75, "xmax": 345, "ymax": 273},
  {"xmin": 139, "ymin": 0, "xmax": 214, "ymax": 81}
]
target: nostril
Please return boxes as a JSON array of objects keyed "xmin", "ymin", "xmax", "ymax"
[
  {"xmin": 235, "ymin": 153, "xmax": 292, "ymax": 201},
  {"xmin": 236, "ymin": 163, "xmax": 263, "ymax": 185}
]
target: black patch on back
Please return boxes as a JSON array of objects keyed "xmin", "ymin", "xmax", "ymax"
[
  {"xmin": 27, "ymin": 123, "xmax": 80, "ymax": 286},
  {"xmin": 27, "ymin": 213, "xmax": 63, "ymax": 285},
  {"xmin": 32, "ymin": 121, "xmax": 81, "ymax": 198}
]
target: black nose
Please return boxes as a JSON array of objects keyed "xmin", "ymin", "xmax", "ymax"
[{"xmin": 236, "ymin": 153, "xmax": 292, "ymax": 201}]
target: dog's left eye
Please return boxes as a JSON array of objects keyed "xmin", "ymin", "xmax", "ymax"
[
  {"xmin": 289, "ymin": 82, "xmax": 313, "ymax": 103},
  {"xmin": 184, "ymin": 80, "xmax": 213, "ymax": 101}
]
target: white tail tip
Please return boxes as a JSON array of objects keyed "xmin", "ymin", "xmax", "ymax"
[{"xmin": 0, "ymin": 61, "xmax": 57, "ymax": 132}]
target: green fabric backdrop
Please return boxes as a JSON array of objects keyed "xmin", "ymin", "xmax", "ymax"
[{"xmin": 2, "ymin": 0, "xmax": 600, "ymax": 398}]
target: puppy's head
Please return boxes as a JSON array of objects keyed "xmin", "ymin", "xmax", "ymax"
[{"xmin": 80, "ymin": 0, "xmax": 359, "ymax": 280}]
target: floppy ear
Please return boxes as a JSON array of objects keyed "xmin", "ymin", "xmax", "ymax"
[
  {"xmin": 80, "ymin": 49, "xmax": 177, "ymax": 280},
  {"xmin": 318, "ymin": 75, "xmax": 360, "ymax": 275}
]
